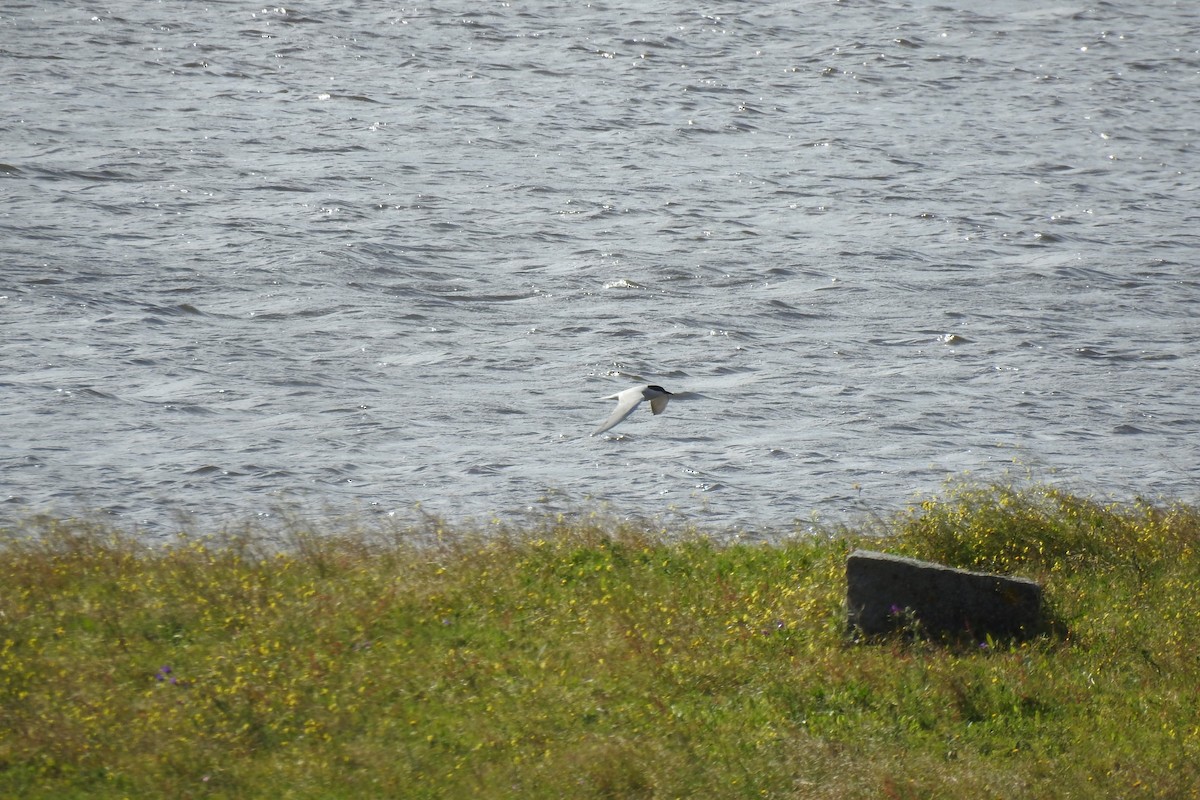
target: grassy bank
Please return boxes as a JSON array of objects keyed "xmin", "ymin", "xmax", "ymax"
[{"xmin": 1, "ymin": 483, "xmax": 1197, "ymax": 798}]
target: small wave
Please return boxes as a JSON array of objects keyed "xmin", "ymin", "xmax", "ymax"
[
  {"xmin": 186, "ymin": 465, "xmax": 226, "ymax": 476},
  {"xmin": 141, "ymin": 303, "xmax": 207, "ymax": 317}
]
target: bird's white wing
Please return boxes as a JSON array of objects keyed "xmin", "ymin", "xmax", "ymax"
[
  {"xmin": 649, "ymin": 395, "xmax": 670, "ymax": 415},
  {"xmin": 592, "ymin": 388, "xmax": 644, "ymax": 435}
]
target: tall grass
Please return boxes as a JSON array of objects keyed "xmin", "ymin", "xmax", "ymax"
[{"xmin": 0, "ymin": 483, "xmax": 1197, "ymax": 798}]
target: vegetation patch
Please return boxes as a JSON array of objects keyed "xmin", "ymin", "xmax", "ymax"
[{"xmin": 1, "ymin": 482, "xmax": 1197, "ymax": 798}]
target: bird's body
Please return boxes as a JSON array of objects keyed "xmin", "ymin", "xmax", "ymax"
[{"xmin": 592, "ymin": 384, "xmax": 673, "ymax": 435}]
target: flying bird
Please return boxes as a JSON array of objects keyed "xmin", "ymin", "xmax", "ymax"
[{"xmin": 592, "ymin": 384, "xmax": 674, "ymax": 436}]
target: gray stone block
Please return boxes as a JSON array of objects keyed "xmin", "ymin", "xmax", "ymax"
[{"xmin": 846, "ymin": 549, "xmax": 1043, "ymax": 639}]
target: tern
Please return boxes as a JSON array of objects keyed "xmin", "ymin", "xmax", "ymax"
[{"xmin": 592, "ymin": 384, "xmax": 674, "ymax": 436}]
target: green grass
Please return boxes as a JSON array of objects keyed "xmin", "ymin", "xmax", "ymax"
[{"xmin": 1, "ymin": 482, "xmax": 1197, "ymax": 798}]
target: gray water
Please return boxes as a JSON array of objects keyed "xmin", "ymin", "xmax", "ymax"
[{"xmin": 3, "ymin": 1, "xmax": 1199, "ymax": 537}]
